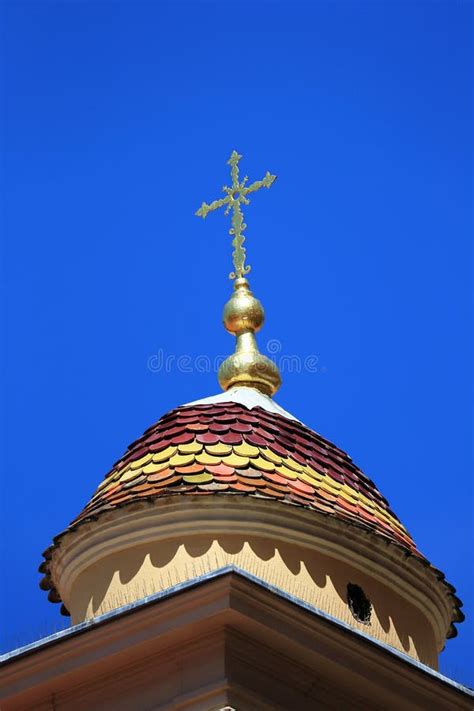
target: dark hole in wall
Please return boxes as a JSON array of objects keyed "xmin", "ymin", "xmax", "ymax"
[{"xmin": 347, "ymin": 583, "xmax": 371, "ymax": 625}]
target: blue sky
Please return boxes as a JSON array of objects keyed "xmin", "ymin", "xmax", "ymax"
[{"xmin": 1, "ymin": 0, "xmax": 472, "ymax": 685}]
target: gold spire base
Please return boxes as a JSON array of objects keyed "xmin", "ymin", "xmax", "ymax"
[{"xmin": 218, "ymin": 279, "xmax": 281, "ymax": 397}]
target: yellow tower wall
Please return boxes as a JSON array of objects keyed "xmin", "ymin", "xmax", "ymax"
[{"xmin": 68, "ymin": 532, "xmax": 438, "ymax": 668}]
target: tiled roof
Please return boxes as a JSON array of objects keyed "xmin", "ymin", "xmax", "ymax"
[{"xmin": 71, "ymin": 401, "xmax": 418, "ymax": 552}]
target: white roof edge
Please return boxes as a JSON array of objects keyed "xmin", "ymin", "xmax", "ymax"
[{"xmin": 183, "ymin": 386, "xmax": 301, "ymax": 423}]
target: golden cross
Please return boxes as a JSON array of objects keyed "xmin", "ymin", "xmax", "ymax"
[{"xmin": 195, "ymin": 150, "xmax": 276, "ymax": 280}]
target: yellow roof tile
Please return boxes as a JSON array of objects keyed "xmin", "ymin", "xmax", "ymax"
[
  {"xmin": 319, "ymin": 477, "xmax": 341, "ymax": 494},
  {"xmin": 276, "ymin": 464, "xmax": 298, "ymax": 480},
  {"xmin": 169, "ymin": 452, "xmax": 195, "ymax": 467},
  {"xmin": 283, "ymin": 458, "xmax": 303, "ymax": 473},
  {"xmin": 298, "ymin": 471, "xmax": 319, "ymax": 486},
  {"xmin": 234, "ymin": 442, "xmax": 260, "ymax": 457},
  {"xmin": 195, "ymin": 452, "xmax": 221, "ymax": 466},
  {"xmin": 253, "ymin": 456, "xmax": 275, "ymax": 472},
  {"xmin": 304, "ymin": 465, "xmax": 323, "ymax": 481},
  {"xmin": 120, "ymin": 468, "xmax": 143, "ymax": 483},
  {"xmin": 130, "ymin": 453, "xmax": 153, "ymax": 470},
  {"xmin": 206, "ymin": 442, "xmax": 233, "ymax": 455},
  {"xmin": 225, "ymin": 453, "xmax": 250, "ymax": 468},
  {"xmin": 260, "ymin": 448, "xmax": 282, "ymax": 465},
  {"xmin": 112, "ymin": 467, "xmax": 126, "ymax": 482},
  {"xmin": 183, "ymin": 472, "xmax": 213, "ymax": 484},
  {"xmin": 178, "ymin": 442, "xmax": 203, "ymax": 454},
  {"xmin": 142, "ymin": 461, "xmax": 169, "ymax": 475},
  {"xmin": 95, "ymin": 476, "xmax": 113, "ymax": 492},
  {"xmin": 152, "ymin": 446, "xmax": 178, "ymax": 463}
]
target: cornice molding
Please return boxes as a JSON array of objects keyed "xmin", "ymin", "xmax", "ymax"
[{"xmin": 1, "ymin": 573, "xmax": 471, "ymax": 711}]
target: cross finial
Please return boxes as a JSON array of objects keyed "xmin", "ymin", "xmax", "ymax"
[{"xmin": 195, "ymin": 151, "xmax": 276, "ymax": 279}]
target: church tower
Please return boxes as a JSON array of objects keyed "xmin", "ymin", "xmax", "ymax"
[{"xmin": 2, "ymin": 153, "xmax": 470, "ymax": 710}]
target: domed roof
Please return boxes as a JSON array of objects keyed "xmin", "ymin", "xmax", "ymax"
[
  {"xmin": 74, "ymin": 397, "xmax": 417, "ymax": 550},
  {"xmin": 39, "ymin": 386, "xmax": 463, "ymax": 637}
]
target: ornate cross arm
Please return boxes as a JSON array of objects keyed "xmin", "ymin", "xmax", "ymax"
[
  {"xmin": 195, "ymin": 196, "xmax": 230, "ymax": 219},
  {"xmin": 242, "ymin": 171, "xmax": 276, "ymax": 196},
  {"xmin": 195, "ymin": 151, "xmax": 276, "ymax": 280}
]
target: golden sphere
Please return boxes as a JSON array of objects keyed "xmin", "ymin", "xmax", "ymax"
[
  {"xmin": 218, "ymin": 350, "xmax": 282, "ymax": 396},
  {"xmin": 223, "ymin": 278, "xmax": 265, "ymax": 335}
]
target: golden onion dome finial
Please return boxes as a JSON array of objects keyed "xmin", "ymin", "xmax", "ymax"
[{"xmin": 195, "ymin": 151, "xmax": 281, "ymax": 397}]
